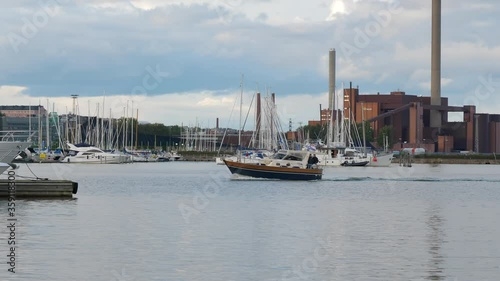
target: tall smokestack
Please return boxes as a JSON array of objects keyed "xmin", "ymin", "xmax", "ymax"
[
  {"xmin": 329, "ymin": 48, "xmax": 336, "ymax": 110},
  {"xmin": 216, "ymin": 117, "xmax": 219, "ymax": 129},
  {"xmin": 319, "ymin": 104, "xmax": 322, "ymax": 126},
  {"xmin": 430, "ymin": 0, "xmax": 442, "ymax": 128}
]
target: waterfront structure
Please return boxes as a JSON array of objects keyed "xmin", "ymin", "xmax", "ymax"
[{"xmin": 309, "ymin": 86, "xmax": 500, "ymax": 153}]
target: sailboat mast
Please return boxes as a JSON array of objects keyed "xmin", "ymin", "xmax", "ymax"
[
  {"xmin": 238, "ymin": 75, "xmax": 243, "ymax": 161},
  {"xmin": 28, "ymin": 103, "xmax": 32, "ymax": 142},
  {"xmin": 361, "ymin": 102, "xmax": 366, "ymax": 157},
  {"xmin": 135, "ymin": 109, "xmax": 139, "ymax": 150},
  {"xmin": 131, "ymin": 101, "xmax": 134, "ymax": 151},
  {"xmin": 102, "ymin": 96, "xmax": 105, "ymax": 148},
  {"xmin": 46, "ymin": 99, "xmax": 50, "ymax": 150},
  {"xmin": 125, "ymin": 101, "xmax": 129, "ymax": 150},
  {"xmin": 38, "ymin": 102, "xmax": 42, "ymax": 149},
  {"xmin": 109, "ymin": 109, "xmax": 113, "ymax": 150}
]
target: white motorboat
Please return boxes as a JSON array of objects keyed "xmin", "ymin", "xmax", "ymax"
[
  {"xmin": 167, "ymin": 151, "xmax": 182, "ymax": 161},
  {"xmin": 63, "ymin": 143, "xmax": 131, "ymax": 164},
  {"xmin": 369, "ymin": 151, "xmax": 394, "ymax": 167},
  {"xmin": 316, "ymin": 147, "xmax": 370, "ymax": 167},
  {"xmin": 0, "ymin": 141, "xmax": 30, "ymax": 164},
  {"xmin": 0, "ymin": 131, "xmax": 31, "ymax": 174},
  {"xmin": 0, "ymin": 162, "xmax": 11, "ymax": 175}
]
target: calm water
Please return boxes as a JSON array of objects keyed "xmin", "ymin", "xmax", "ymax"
[{"xmin": 1, "ymin": 162, "xmax": 500, "ymax": 281}]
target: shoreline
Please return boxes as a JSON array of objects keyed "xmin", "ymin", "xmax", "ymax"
[{"xmin": 393, "ymin": 158, "xmax": 499, "ymax": 165}]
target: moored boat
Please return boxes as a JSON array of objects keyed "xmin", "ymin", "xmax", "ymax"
[{"xmin": 63, "ymin": 143, "xmax": 131, "ymax": 164}]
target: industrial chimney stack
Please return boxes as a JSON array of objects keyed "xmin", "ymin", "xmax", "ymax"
[
  {"xmin": 329, "ymin": 48, "xmax": 336, "ymax": 110},
  {"xmin": 430, "ymin": 0, "xmax": 442, "ymax": 128}
]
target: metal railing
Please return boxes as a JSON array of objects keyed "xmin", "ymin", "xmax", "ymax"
[{"xmin": 0, "ymin": 130, "xmax": 37, "ymax": 142}]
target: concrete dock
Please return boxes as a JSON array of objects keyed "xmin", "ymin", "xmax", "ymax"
[{"xmin": 0, "ymin": 179, "xmax": 78, "ymax": 198}]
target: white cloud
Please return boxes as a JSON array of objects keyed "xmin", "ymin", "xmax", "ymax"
[{"xmin": 326, "ymin": 0, "xmax": 348, "ymax": 21}]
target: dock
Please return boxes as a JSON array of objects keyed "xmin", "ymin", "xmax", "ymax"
[{"xmin": 0, "ymin": 179, "xmax": 78, "ymax": 198}]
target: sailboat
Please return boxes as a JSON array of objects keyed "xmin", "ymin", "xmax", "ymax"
[
  {"xmin": 315, "ymin": 85, "xmax": 370, "ymax": 167},
  {"xmin": 222, "ymin": 78, "xmax": 322, "ymax": 180}
]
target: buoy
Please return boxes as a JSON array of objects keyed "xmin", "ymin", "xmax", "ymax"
[{"xmin": 373, "ymin": 157, "xmax": 377, "ymax": 162}]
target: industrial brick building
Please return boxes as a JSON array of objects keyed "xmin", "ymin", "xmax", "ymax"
[{"xmin": 311, "ymin": 85, "xmax": 500, "ymax": 153}]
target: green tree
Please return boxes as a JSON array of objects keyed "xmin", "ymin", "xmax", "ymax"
[
  {"xmin": 376, "ymin": 126, "xmax": 393, "ymax": 149},
  {"xmin": 299, "ymin": 124, "xmax": 327, "ymax": 141},
  {"xmin": 355, "ymin": 121, "xmax": 374, "ymax": 143}
]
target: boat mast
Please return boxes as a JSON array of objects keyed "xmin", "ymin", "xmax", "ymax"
[
  {"xmin": 28, "ymin": 103, "xmax": 32, "ymax": 143},
  {"xmin": 46, "ymin": 99, "xmax": 50, "ymax": 150},
  {"xmin": 102, "ymin": 95, "xmax": 105, "ymax": 149},
  {"xmin": 361, "ymin": 102, "xmax": 366, "ymax": 157},
  {"xmin": 131, "ymin": 101, "xmax": 134, "ymax": 151},
  {"xmin": 125, "ymin": 101, "xmax": 129, "ymax": 150},
  {"xmin": 238, "ymin": 74, "xmax": 243, "ymax": 161},
  {"xmin": 38, "ymin": 101, "xmax": 42, "ymax": 150},
  {"xmin": 135, "ymin": 109, "xmax": 139, "ymax": 150}
]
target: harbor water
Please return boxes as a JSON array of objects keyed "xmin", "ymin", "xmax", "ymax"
[{"xmin": 1, "ymin": 162, "xmax": 499, "ymax": 280}]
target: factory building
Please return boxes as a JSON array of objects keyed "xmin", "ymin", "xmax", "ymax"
[{"xmin": 310, "ymin": 85, "xmax": 500, "ymax": 153}]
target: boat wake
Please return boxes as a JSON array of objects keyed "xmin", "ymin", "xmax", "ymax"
[{"xmin": 322, "ymin": 177, "xmax": 500, "ymax": 183}]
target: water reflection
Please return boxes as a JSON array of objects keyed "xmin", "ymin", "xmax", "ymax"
[{"xmin": 426, "ymin": 204, "xmax": 446, "ymax": 280}]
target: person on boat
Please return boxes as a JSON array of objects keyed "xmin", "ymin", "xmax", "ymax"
[
  {"xmin": 307, "ymin": 154, "xmax": 314, "ymax": 169},
  {"xmin": 311, "ymin": 154, "xmax": 319, "ymax": 168}
]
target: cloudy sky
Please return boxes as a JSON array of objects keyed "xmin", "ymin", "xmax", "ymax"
[{"xmin": 1, "ymin": 0, "xmax": 499, "ymax": 129}]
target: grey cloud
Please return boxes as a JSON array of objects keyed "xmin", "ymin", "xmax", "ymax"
[{"xmin": 0, "ymin": 0, "xmax": 498, "ymax": 117}]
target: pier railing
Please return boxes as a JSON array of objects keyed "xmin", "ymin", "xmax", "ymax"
[{"xmin": 0, "ymin": 131, "xmax": 37, "ymax": 142}]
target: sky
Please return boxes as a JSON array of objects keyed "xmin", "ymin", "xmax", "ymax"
[{"xmin": 1, "ymin": 0, "xmax": 499, "ymax": 129}]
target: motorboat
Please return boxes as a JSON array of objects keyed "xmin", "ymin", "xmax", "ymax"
[
  {"xmin": 223, "ymin": 150, "xmax": 323, "ymax": 180},
  {"xmin": 369, "ymin": 151, "xmax": 394, "ymax": 167},
  {"xmin": 0, "ymin": 131, "xmax": 31, "ymax": 174},
  {"xmin": 316, "ymin": 147, "xmax": 371, "ymax": 167},
  {"xmin": 63, "ymin": 143, "xmax": 131, "ymax": 164},
  {"xmin": 167, "ymin": 151, "xmax": 182, "ymax": 161}
]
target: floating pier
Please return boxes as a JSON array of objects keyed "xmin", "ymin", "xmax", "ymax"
[{"xmin": 0, "ymin": 179, "xmax": 78, "ymax": 198}]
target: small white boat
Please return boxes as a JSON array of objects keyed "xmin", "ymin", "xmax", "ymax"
[
  {"xmin": 369, "ymin": 151, "xmax": 394, "ymax": 167},
  {"xmin": 167, "ymin": 151, "xmax": 182, "ymax": 161}
]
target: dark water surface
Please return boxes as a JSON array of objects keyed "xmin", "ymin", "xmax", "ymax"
[{"xmin": 1, "ymin": 163, "xmax": 499, "ymax": 281}]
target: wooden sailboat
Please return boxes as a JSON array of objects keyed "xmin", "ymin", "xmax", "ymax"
[{"xmin": 224, "ymin": 150, "xmax": 323, "ymax": 180}]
